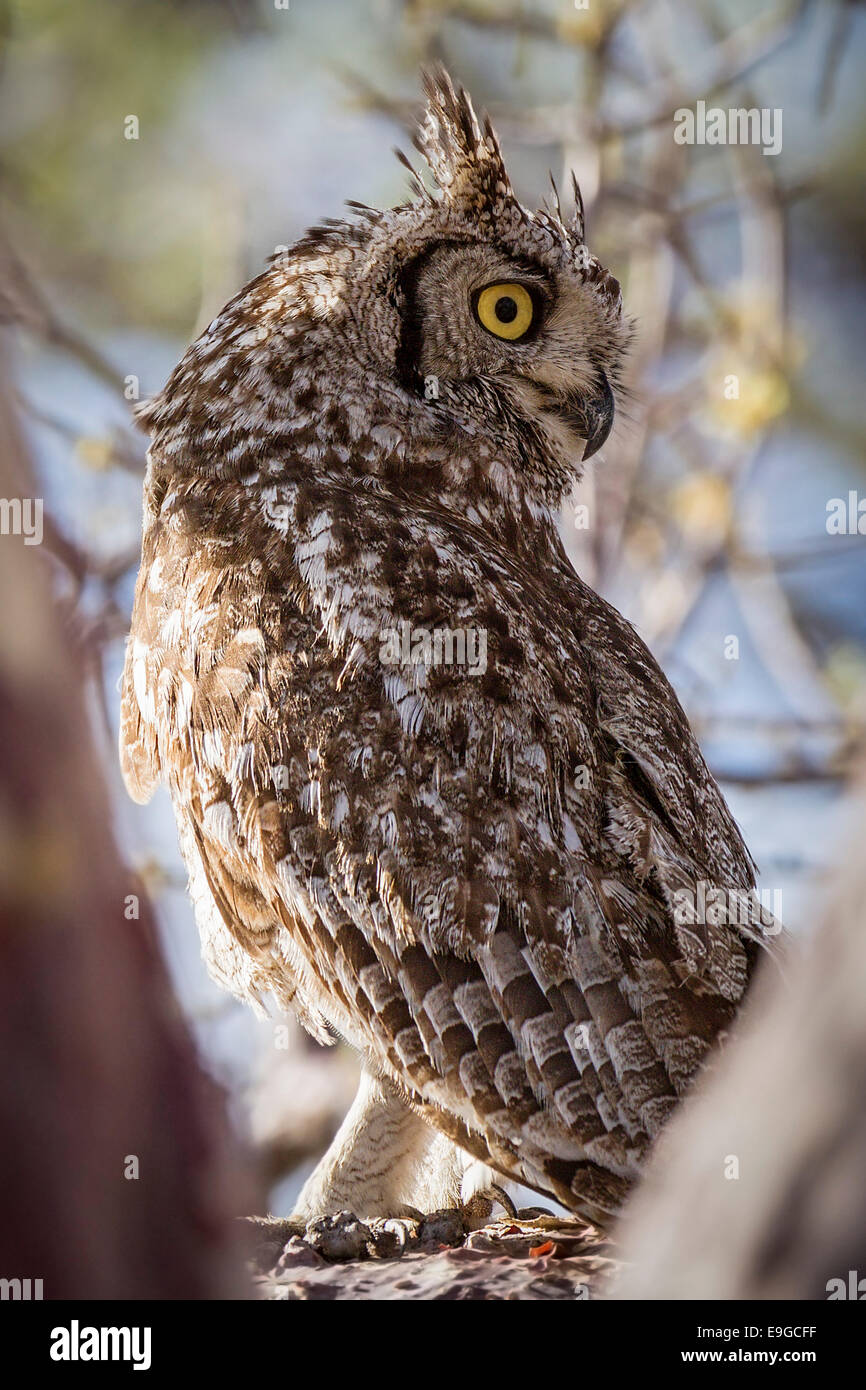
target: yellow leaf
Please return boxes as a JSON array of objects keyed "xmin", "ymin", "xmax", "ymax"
[
  {"xmin": 556, "ymin": 9, "xmax": 604, "ymax": 44},
  {"xmin": 75, "ymin": 436, "xmax": 114, "ymax": 470},
  {"xmin": 670, "ymin": 473, "xmax": 732, "ymax": 545},
  {"xmin": 706, "ymin": 367, "xmax": 790, "ymax": 438},
  {"xmin": 824, "ymin": 644, "xmax": 866, "ymax": 713}
]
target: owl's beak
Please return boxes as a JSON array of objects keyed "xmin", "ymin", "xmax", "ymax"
[
  {"xmin": 577, "ymin": 371, "xmax": 615, "ymax": 461},
  {"xmin": 536, "ymin": 371, "xmax": 615, "ymax": 462}
]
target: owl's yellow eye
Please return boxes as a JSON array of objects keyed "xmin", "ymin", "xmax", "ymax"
[{"xmin": 474, "ymin": 282, "xmax": 535, "ymax": 341}]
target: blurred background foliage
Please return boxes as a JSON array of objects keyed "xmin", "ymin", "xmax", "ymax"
[{"xmin": 2, "ymin": 0, "xmax": 865, "ymax": 1208}]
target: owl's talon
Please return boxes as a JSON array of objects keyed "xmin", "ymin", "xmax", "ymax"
[
  {"xmin": 367, "ymin": 1216, "xmax": 419, "ymax": 1257},
  {"xmin": 486, "ymin": 1184, "xmax": 518, "ymax": 1219}
]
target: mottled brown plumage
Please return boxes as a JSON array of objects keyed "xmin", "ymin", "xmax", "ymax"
[{"xmin": 120, "ymin": 71, "xmax": 776, "ymax": 1225}]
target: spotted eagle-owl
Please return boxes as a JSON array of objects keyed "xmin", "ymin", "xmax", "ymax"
[{"xmin": 120, "ymin": 71, "xmax": 776, "ymax": 1228}]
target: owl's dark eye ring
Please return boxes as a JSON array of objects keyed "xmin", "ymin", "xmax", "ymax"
[{"xmin": 472, "ymin": 281, "xmax": 538, "ymax": 342}]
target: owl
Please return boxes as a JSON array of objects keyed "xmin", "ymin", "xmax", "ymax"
[{"xmin": 120, "ymin": 70, "xmax": 777, "ymax": 1232}]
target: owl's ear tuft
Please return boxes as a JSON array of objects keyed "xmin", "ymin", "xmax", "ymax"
[
  {"xmin": 393, "ymin": 145, "xmax": 432, "ymax": 204},
  {"xmin": 414, "ymin": 65, "xmax": 514, "ymax": 214},
  {"xmin": 538, "ymin": 169, "xmax": 586, "ymax": 248},
  {"xmin": 569, "ymin": 170, "xmax": 586, "ymax": 243}
]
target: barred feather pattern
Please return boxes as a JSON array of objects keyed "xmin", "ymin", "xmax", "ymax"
[{"xmin": 120, "ymin": 70, "xmax": 776, "ymax": 1224}]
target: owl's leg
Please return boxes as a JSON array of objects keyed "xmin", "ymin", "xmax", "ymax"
[
  {"xmin": 292, "ymin": 1067, "xmax": 461, "ymax": 1223},
  {"xmin": 289, "ymin": 1067, "xmax": 510, "ymax": 1254}
]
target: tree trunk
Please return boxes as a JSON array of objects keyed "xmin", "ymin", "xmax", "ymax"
[
  {"xmin": 614, "ymin": 782, "xmax": 866, "ymax": 1299},
  {"xmin": 0, "ymin": 356, "xmax": 255, "ymax": 1298}
]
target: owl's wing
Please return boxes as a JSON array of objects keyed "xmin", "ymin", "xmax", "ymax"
[
  {"xmin": 578, "ymin": 581, "xmax": 783, "ymax": 978},
  {"xmin": 120, "ymin": 520, "xmax": 163, "ymax": 805},
  {"xmin": 122, "ymin": 469, "xmax": 775, "ymax": 1219}
]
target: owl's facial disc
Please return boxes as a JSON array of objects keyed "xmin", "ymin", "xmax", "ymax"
[{"xmin": 404, "ymin": 242, "xmax": 619, "ymax": 468}]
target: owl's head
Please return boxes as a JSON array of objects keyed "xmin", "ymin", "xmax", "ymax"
[
  {"xmin": 140, "ymin": 70, "xmax": 628, "ymax": 511},
  {"xmin": 387, "ymin": 70, "xmax": 626, "ymax": 470}
]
